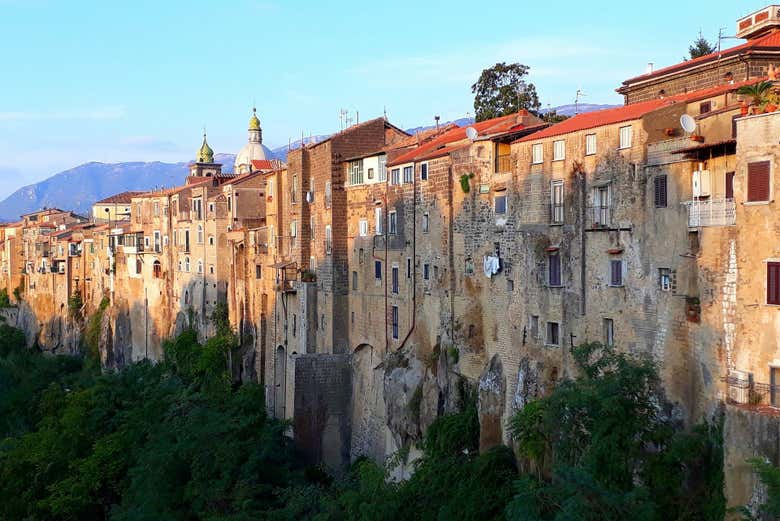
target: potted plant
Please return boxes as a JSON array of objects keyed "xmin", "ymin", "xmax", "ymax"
[
  {"xmin": 764, "ymin": 91, "xmax": 780, "ymax": 113},
  {"xmin": 736, "ymin": 80, "xmax": 775, "ymax": 113},
  {"xmin": 301, "ymin": 269, "xmax": 316, "ymax": 282}
]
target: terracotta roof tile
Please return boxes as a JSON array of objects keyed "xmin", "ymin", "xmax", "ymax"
[
  {"xmin": 95, "ymin": 191, "xmax": 146, "ymax": 204},
  {"xmin": 621, "ymin": 30, "xmax": 780, "ymax": 86}
]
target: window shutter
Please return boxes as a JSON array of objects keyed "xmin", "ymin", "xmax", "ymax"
[
  {"xmin": 610, "ymin": 260, "xmax": 622, "ymax": 286},
  {"xmin": 769, "ymin": 262, "xmax": 780, "ymax": 305},
  {"xmin": 748, "ymin": 161, "xmax": 771, "ymax": 202},
  {"xmin": 725, "ymin": 172, "xmax": 735, "ymax": 200},
  {"xmin": 654, "ymin": 175, "xmax": 667, "ymax": 207}
]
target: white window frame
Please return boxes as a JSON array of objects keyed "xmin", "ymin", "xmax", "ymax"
[
  {"xmin": 359, "ymin": 219, "xmax": 368, "ymax": 237},
  {"xmin": 378, "ymin": 156, "xmax": 387, "ymax": 182},
  {"xmin": 619, "ymin": 125, "xmax": 632, "ymax": 149},
  {"xmin": 553, "ymin": 140, "xmax": 565, "ymax": 161},
  {"xmin": 532, "ymin": 143, "xmax": 543, "ymax": 164},
  {"xmin": 391, "ymin": 168, "xmax": 401, "ymax": 185},
  {"xmin": 389, "ymin": 210, "xmax": 397, "ymax": 234},
  {"xmin": 422, "ymin": 213, "xmax": 429, "ymax": 233},
  {"xmin": 585, "ymin": 133, "xmax": 597, "ymax": 156},
  {"xmin": 403, "ymin": 166, "xmax": 413, "ymax": 184},
  {"xmin": 325, "ymin": 225, "xmax": 332, "ymax": 254},
  {"xmin": 374, "ymin": 207, "xmax": 383, "ymax": 235},
  {"xmin": 551, "ymin": 180, "xmax": 564, "ymax": 224}
]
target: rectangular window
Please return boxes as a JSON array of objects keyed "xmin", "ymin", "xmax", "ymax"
[
  {"xmin": 367, "ymin": 167, "xmax": 374, "ymax": 180},
  {"xmin": 291, "ymin": 175, "xmax": 298, "ymax": 203},
  {"xmin": 403, "ymin": 166, "xmax": 413, "ymax": 183},
  {"xmin": 392, "ymin": 305, "xmax": 399, "ymax": 340},
  {"xmin": 310, "ymin": 216, "xmax": 315, "ymax": 239},
  {"xmin": 154, "ymin": 231, "xmax": 161, "ymax": 252},
  {"xmin": 375, "ymin": 260, "xmax": 382, "ymax": 280},
  {"xmin": 352, "ymin": 270, "xmax": 358, "ymax": 290},
  {"xmin": 748, "ymin": 161, "xmax": 771, "ymax": 202},
  {"xmin": 349, "ymin": 160, "xmax": 364, "ymax": 185},
  {"xmin": 423, "ymin": 263, "xmax": 430, "ymax": 280},
  {"xmin": 325, "ymin": 225, "xmax": 332, "ymax": 254},
  {"xmin": 379, "ymin": 155, "xmax": 387, "ymax": 182},
  {"xmin": 325, "ymin": 181, "xmax": 332, "ymax": 208},
  {"xmin": 609, "ymin": 259, "xmax": 624, "ymax": 287},
  {"xmin": 546, "ymin": 322, "xmax": 560, "ymax": 346},
  {"xmin": 553, "ymin": 140, "xmax": 565, "ymax": 161},
  {"xmin": 359, "ymin": 219, "xmax": 368, "ymax": 237},
  {"xmin": 389, "ymin": 210, "xmax": 397, "ymax": 234},
  {"xmin": 529, "ymin": 315, "xmax": 539, "ymax": 339},
  {"xmin": 725, "ymin": 171, "xmax": 735, "ymax": 200},
  {"xmin": 551, "ymin": 180, "xmax": 564, "ymax": 224},
  {"xmin": 420, "ymin": 163, "xmax": 428, "ymax": 181},
  {"xmin": 255, "ymin": 265, "xmax": 262, "ymax": 279},
  {"xmin": 548, "ymin": 252, "xmax": 561, "ymax": 287},
  {"xmin": 422, "ymin": 213, "xmax": 429, "ymax": 233},
  {"xmin": 375, "ymin": 207, "xmax": 383, "ymax": 235},
  {"xmin": 391, "ymin": 168, "xmax": 401, "ymax": 185},
  {"xmin": 593, "ymin": 185, "xmax": 611, "ymax": 226},
  {"xmin": 153, "ymin": 201, "xmax": 159, "ymax": 217},
  {"xmin": 654, "ymin": 175, "xmax": 668, "ymax": 208},
  {"xmin": 532, "ymin": 143, "xmax": 543, "ymax": 164},
  {"xmin": 494, "ymin": 194, "xmax": 507, "ymax": 214},
  {"xmin": 406, "ymin": 257, "xmax": 412, "ymax": 279},
  {"xmin": 585, "ymin": 134, "xmax": 597, "ymax": 155},
  {"xmin": 619, "ymin": 125, "xmax": 632, "ymax": 149},
  {"xmin": 768, "ymin": 262, "xmax": 780, "ymax": 305},
  {"xmin": 659, "ymin": 268, "xmax": 671, "ymax": 291},
  {"xmin": 603, "ymin": 318, "xmax": 614, "ymax": 346},
  {"xmin": 392, "ymin": 266, "xmax": 399, "ymax": 294},
  {"xmin": 699, "ymin": 101, "xmax": 712, "ymax": 114},
  {"xmin": 292, "ymin": 314, "xmax": 296, "ymax": 337},
  {"xmin": 290, "ymin": 220, "xmax": 297, "ymax": 247}
]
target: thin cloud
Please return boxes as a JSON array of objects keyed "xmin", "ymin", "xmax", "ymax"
[{"xmin": 0, "ymin": 106, "xmax": 127, "ymax": 121}]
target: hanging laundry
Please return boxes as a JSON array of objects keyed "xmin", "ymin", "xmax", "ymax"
[{"xmin": 483, "ymin": 255, "xmax": 500, "ymax": 278}]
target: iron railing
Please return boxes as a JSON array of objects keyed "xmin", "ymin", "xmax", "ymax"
[
  {"xmin": 683, "ymin": 198, "xmax": 736, "ymax": 227},
  {"xmin": 723, "ymin": 375, "xmax": 780, "ymax": 407}
]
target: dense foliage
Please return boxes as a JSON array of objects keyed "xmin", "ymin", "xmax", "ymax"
[
  {"xmin": 471, "ymin": 62, "xmax": 541, "ymax": 122},
  {"xmin": 0, "ymin": 325, "xmax": 755, "ymax": 521},
  {"xmin": 689, "ymin": 32, "xmax": 716, "ymax": 59}
]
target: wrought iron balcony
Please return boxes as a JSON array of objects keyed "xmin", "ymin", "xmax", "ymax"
[{"xmin": 683, "ymin": 198, "xmax": 736, "ymax": 227}]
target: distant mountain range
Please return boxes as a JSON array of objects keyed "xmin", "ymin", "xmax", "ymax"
[{"xmin": 0, "ymin": 105, "xmax": 618, "ymax": 222}]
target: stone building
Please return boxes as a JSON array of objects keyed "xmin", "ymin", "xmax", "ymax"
[{"xmin": 619, "ymin": 6, "xmax": 780, "ymax": 104}]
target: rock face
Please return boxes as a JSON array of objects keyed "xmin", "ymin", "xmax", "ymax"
[{"xmin": 478, "ymin": 355, "xmax": 506, "ymax": 451}]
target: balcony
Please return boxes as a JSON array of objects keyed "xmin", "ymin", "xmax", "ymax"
[
  {"xmin": 683, "ymin": 198, "xmax": 736, "ymax": 227},
  {"xmin": 723, "ymin": 374, "xmax": 780, "ymax": 412}
]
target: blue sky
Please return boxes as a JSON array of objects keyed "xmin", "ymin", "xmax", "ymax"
[{"xmin": 0, "ymin": 0, "xmax": 753, "ymax": 198}]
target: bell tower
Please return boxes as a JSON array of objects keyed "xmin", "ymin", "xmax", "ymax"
[{"xmin": 188, "ymin": 131, "xmax": 222, "ymax": 182}]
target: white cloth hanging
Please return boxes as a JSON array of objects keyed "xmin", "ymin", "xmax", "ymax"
[{"xmin": 483, "ymin": 255, "xmax": 500, "ymax": 278}]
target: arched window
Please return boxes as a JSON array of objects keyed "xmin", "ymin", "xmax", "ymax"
[
  {"xmin": 178, "ymin": 260, "xmax": 182, "ymax": 271},
  {"xmin": 197, "ymin": 259, "xmax": 203, "ymax": 274},
  {"xmin": 184, "ymin": 290, "xmax": 189, "ymax": 304},
  {"xmin": 208, "ymin": 235, "xmax": 215, "ymax": 246},
  {"xmin": 184, "ymin": 256, "xmax": 190, "ymax": 272},
  {"xmin": 153, "ymin": 260, "xmax": 162, "ymax": 278},
  {"xmin": 197, "ymin": 224, "xmax": 204, "ymax": 244},
  {"xmin": 135, "ymin": 258, "xmax": 142, "ymax": 274}
]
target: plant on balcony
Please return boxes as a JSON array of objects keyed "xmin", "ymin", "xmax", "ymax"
[
  {"xmin": 736, "ymin": 80, "xmax": 775, "ymax": 112},
  {"xmin": 764, "ymin": 91, "xmax": 780, "ymax": 113},
  {"xmin": 300, "ymin": 269, "xmax": 316, "ymax": 282}
]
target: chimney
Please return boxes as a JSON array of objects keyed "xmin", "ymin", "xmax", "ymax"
[{"xmin": 646, "ymin": 62, "xmax": 654, "ymax": 75}]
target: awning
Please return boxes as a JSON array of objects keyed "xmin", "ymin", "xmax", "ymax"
[
  {"xmin": 270, "ymin": 261, "xmax": 296, "ymax": 269},
  {"xmin": 671, "ymin": 139, "xmax": 736, "ymax": 155}
]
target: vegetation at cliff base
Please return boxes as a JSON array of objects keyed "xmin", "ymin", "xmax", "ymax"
[{"xmin": 0, "ymin": 328, "xmax": 766, "ymax": 521}]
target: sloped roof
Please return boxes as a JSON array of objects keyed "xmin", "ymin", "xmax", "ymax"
[
  {"xmin": 515, "ymin": 79, "xmax": 758, "ymax": 144},
  {"xmin": 251, "ymin": 159, "xmax": 283, "ymax": 171},
  {"xmin": 95, "ymin": 191, "xmax": 146, "ymax": 204},
  {"xmin": 388, "ymin": 111, "xmax": 542, "ymax": 166},
  {"xmin": 621, "ymin": 30, "xmax": 780, "ymax": 87}
]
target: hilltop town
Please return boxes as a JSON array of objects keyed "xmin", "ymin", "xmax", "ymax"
[{"xmin": 5, "ymin": 4, "xmax": 780, "ymax": 510}]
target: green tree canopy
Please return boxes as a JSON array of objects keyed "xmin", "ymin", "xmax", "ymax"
[
  {"xmin": 689, "ymin": 32, "xmax": 716, "ymax": 59},
  {"xmin": 471, "ymin": 62, "xmax": 540, "ymax": 122}
]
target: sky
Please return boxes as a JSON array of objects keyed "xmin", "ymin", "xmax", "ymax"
[{"xmin": 0, "ymin": 0, "xmax": 755, "ymax": 199}]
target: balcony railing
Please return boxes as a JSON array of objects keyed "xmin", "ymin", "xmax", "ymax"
[
  {"xmin": 495, "ymin": 154, "xmax": 512, "ymax": 173},
  {"xmin": 683, "ymin": 198, "xmax": 736, "ymax": 227},
  {"xmin": 723, "ymin": 374, "xmax": 780, "ymax": 408}
]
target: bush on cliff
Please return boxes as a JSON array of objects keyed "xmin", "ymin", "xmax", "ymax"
[{"xmin": 506, "ymin": 342, "xmax": 725, "ymax": 521}]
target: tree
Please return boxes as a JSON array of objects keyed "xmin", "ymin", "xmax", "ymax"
[
  {"xmin": 689, "ymin": 31, "xmax": 716, "ymax": 59},
  {"xmin": 472, "ymin": 62, "xmax": 540, "ymax": 122}
]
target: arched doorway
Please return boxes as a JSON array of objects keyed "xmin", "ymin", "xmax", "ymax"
[{"xmin": 274, "ymin": 345, "xmax": 286, "ymax": 418}]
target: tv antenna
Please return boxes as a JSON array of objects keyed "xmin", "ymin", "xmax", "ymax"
[{"xmin": 575, "ymin": 89, "xmax": 587, "ymax": 115}]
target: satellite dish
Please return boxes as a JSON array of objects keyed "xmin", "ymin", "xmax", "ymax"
[
  {"xmin": 466, "ymin": 126, "xmax": 478, "ymax": 140},
  {"xmin": 680, "ymin": 114, "xmax": 696, "ymax": 134}
]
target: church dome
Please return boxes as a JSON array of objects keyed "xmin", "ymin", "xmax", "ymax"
[
  {"xmin": 197, "ymin": 132, "xmax": 214, "ymax": 163},
  {"xmin": 234, "ymin": 107, "xmax": 266, "ymax": 174}
]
